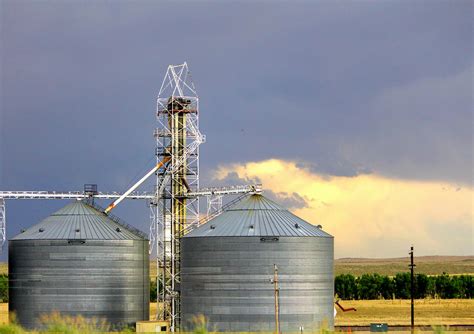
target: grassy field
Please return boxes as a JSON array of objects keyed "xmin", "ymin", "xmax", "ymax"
[
  {"xmin": 334, "ymin": 256, "xmax": 474, "ymax": 276},
  {"xmin": 2, "ymin": 256, "xmax": 473, "ymax": 277},
  {"xmin": 334, "ymin": 299, "xmax": 474, "ymax": 326}
]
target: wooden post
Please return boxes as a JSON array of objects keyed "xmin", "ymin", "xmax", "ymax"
[
  {"xmin": 409, "ymin": 246, "xmax": 415, "ymax": 333},
  {"xmin": 273, "ymin": 264, "xmax": 280, "ymax": 334}
]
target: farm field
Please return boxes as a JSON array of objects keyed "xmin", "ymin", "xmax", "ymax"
[
  {"xmin": 334, "ymin": 256, "xmax": 474, "ymax": 276},
  {"xmin": 335, "ymin": 299, "xmax": 474, "ymax": 326}
]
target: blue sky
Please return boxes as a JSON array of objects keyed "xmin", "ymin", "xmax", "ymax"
[{"xmin": 1, "ymin": 0, "xmax": 472, "ymax": 259}]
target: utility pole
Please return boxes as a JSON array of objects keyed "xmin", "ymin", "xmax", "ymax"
[
  {"xmin": 271, "ymin": 264, "xmax": 281, "ymax": 334},
  {"xmin": 409, "ymin": 246, "xmax": 416, "ymax": 333}
]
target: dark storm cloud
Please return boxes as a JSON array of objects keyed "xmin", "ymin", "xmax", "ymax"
[
  {"xmin": 295, "ymin": 159, "xmax": 373, "ymax": 178},
  {"xmin": 344, "ymin": 64, "xmax": 473, "ymax": 185},
  {"xmin": 0, "ymin": 0, "xmax": 472, "ymax": 259}
]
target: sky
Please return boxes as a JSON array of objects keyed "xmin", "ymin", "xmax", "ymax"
[{"xmin": 0, "ymin": 0, "xmax": 472, "ymax": 260}]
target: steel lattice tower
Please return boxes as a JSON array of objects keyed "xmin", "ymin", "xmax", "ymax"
[{"xmin": 150, "ymin": 63, "xmax": 204, "ymax": 331}]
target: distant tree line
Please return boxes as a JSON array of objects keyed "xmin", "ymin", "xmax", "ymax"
[
  {"xmin": 335, "ymin": 273, "xmax": 473, "ymax": 300},
  {"xmin": 0, "ymin": 273, "xmax": 472, "ymax": 303}
]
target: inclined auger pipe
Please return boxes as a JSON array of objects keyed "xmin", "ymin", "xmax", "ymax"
[{"xmin": 104, "ymin": 156, "xmax": 171, "ymax": 214}]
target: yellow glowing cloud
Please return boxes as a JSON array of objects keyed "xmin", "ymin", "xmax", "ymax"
[{"xmin": 214, "ymin": 159, "xmax": 474, "ymax": 258}]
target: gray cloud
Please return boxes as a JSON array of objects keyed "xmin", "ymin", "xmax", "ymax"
[
  {"xmin": 295, "ymin": 160, "xmax": 372, "ymax": 178},
  {"xmin": 0, "ymin": 0, "xmax": 472, "ymax": 259},
  {"xmin": 342, "ymin": 64, "xmax": 473, "ymax": 185}
]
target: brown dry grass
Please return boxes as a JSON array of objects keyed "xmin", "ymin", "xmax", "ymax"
[
  {"xmin": 335, "ymin": 299, "xmax": 474, "ymax": 326},
  {"xmin": 0, "ymin": 263, "xmax": 7, "ymax": 276},
  {"xmin": 150, "ymin": 302, "xmax": 158, "ymax": 320},
  {"xmin": 335, "ymin": 256, "xmax": 474, "ymax": 276},
  {"xmin": 0, "ymin": 303, "xmax": 7, "ymax": 324}
]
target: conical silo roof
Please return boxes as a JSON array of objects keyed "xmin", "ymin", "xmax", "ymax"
[
  {"xmin": 184, "ymin": 194, "xmax": 332, "ymax": 238},
  {"xmin": 11, "ymin": 201, "xmax": 146, "ymax": 240}
]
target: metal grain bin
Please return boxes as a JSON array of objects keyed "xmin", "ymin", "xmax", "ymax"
[
  {"xmin": 8, "ymin": 201, "xmax": 149, "ymax": 329},
  {"xmin": 181, "ymin": 194, "xmax": 334, "ymax": 332}
]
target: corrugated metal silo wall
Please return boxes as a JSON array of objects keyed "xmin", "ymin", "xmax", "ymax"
[
  {"xmin": 181, "ymin": 236, "xmax": 334, "ymax": 332},
  {"xmin": 8, "ymin": 239, "xmax": 149, "ymax": 329}
]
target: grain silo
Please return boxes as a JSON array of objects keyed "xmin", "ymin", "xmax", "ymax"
[
  {"xmin": 181, "ymin": 194, "xmax": 334, "ymax": 332},
  {"xmin": 8, "ymin": 201, "xmax": 149, "ymax": 329}
]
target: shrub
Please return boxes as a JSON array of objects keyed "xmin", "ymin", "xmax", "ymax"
[
  {"xmin": 335, "ymin": 274, "xmax": 357, "ymax": 300},
  {"xmin": 38, "ymin": 312, "xmax": 110, "ymax": 334},
  {"xmin": 191, "ymin": 314, "xmax": 208, "ymax": 334}
]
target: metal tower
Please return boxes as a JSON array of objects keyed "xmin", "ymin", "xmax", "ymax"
[{"xmin": 151, "ymin": 62, "xmax": 203, "ymax": 330}]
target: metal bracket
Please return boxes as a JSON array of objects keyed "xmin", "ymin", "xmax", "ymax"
[{"xmin": 206, "ymin": 195, "xmax": 223, "ymax": 216}]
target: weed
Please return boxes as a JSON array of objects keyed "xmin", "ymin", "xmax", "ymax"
[
  {"xmin": 191, "ymin": 314, "xmax": 208, "ymax": 334},
  {"xmin": 38, "ymin": 312, "xmax": 110, "ymax": 333}
]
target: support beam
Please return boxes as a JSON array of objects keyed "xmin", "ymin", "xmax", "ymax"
[
  {"xmin": 0, "ymin": 191, "xmax": 154, "ymax": 200},
  {"xmin": 0, "ymin": 184, "xmax": 260, "ymax": 200}
]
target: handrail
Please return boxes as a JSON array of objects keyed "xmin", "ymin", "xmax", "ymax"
[
  {"xmin": 183, "ymin": 193, "xmax": 249, "ymax": 235},
  {"xmin": 83, "ymin": 199, "xmax": 148, "ymax": 239}
]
